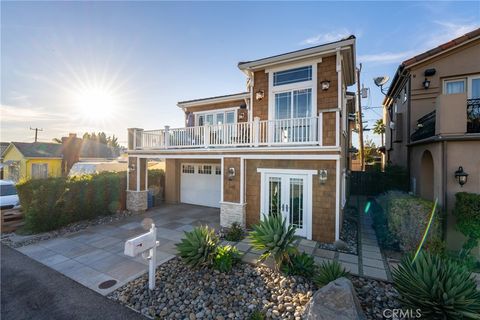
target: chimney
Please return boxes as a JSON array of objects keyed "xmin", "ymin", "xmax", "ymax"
[{"xmin": 61, "ymin": 133, "xmax": 82, "ymax": 176}]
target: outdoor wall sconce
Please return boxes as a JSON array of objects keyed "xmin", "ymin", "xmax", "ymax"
[
  {"xmin": 228, "ymin": 167, "xmax": 236, "ymax": 181},
  {"xmin": 422, "ymin": 78, "xmax": 431, "ymax": 89},
  {"xmin": 255, "ymin": 90, "xmax": 264, "ymax": 101},
  {"xmin": 128, "ymin": 163, "xmax": 136, "ymax": 172},
  {"xmin": 319, "ymin": 170, "xmax": 328, "ymax": 184},
  {"xmin": 454, "ymin": 166, "xmax": 468, "ymax": 187},
  {"xmin": 321, "ymin": 80, "xmax": 331, "ymax": 91}
]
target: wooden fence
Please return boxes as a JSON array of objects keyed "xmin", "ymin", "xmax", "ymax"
[{"xmin": 350, "ymin": 171, "xmax": 409, "ymax": 196}]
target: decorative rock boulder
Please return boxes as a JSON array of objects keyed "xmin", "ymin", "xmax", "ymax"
[{"xmin": 304, "ymin": 277, "xmax": 365, "ymax": 320}]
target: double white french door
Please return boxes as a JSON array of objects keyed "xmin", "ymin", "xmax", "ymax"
[{"xmin": 262, "ymin": 173, "xmax": 310, "ymax": 238}]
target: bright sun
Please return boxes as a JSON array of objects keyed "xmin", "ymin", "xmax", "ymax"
[{"xmin": 73, "ymin": 86, "xmax": 117, "ymax": 120}]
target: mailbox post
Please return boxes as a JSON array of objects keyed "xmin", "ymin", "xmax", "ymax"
[{"xmin": 124, "ymin": 223, "xmax": 159, "ymax": 290}]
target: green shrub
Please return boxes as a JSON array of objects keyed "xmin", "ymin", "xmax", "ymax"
[
  {"xmin": 249, "ymin": 310, "xmax": 265, "ymax": 320},
  {"xmin": 313, "ymin": 260, "xmax": 349, "ymax": 287},
  {"xmin": 224, "ymin": 222, "xmax": 244, "ymax": 242},
  {"xmin": 375, "ymin": 191, "xmax": 442, "ymax": 252},
  {"xmin": 176, "ymin": 226, "xmax": 218, "ymax": 268},
  {"xmin": 454, "ymin": 192, "xmax": 480, "ymax": 254},
  {"xmin": 393, "ymin": 251, "xmax": 480, "ymax": 319},
  {"xmin": 248, "ymin": 214, "xmax": 298, "ymax": 269},
  {"xmin": 281, "ymin": 252, "xmax": 315, "ymax": 278},
  {"xmin": 213, "ymin": 245, "xmax": 241, "ymax": 273},
  {"xmin": 17, "ymin": 172, "xmax": 126, "ymax": 233}
]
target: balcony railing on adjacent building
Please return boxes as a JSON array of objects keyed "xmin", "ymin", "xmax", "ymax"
[
  {"xmin": 467, "ymin": 98, "xmax": 480, "ymax": 133},
  {"xmin": 135, "ymin": 115, "xmax": 331, "ymax": 150}
]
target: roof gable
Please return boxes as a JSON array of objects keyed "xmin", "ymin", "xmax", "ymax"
[{"xmin": 11, "ymin": 142, "xmax": 63, "ymax": 158}]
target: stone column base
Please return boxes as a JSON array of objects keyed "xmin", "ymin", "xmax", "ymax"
[
  {"xmin": 127, "ymin": 190, "xmax": 148, "ymax": 213},
  {"xmin": 220, "ymin": 202, "xmax": 246, "ymax": 228}
]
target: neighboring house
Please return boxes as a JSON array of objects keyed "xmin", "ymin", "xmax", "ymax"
[
  {"xmin": 1, "ymin": 142, "xmax": 10, "ymax": 179},
  {"xmin": 382, "ymin": 28, "xmax": 480, "ymax": 254},
  {"xmin": 2, "ymin": 135, "xmax": 121, "ymax": 182},
  {"xmin": 127, "ymin": 36, "xmax": 357, "ymax": 244},
  {"xmin": 2, "ymin": 142, "xmax": 63, "ymax": 182}
]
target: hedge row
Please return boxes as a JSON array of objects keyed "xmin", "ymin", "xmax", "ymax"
[
  {"xmin": 17, "ymin": 169, "xmax": 165, "ymax": 233},
  {"xmin": 374, "ymin": 191, "xmax": 443, "ymax": 253},
  {"xmin": 17, "ymin": 172, "xmax": 125, "ymax": 233}
]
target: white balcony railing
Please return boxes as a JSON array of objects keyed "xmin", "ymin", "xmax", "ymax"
[{"xmin": 135, "ymin": 116, "xmax": 329, "ymax": 150}]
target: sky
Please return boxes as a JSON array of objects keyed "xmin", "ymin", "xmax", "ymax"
[{"xmin": 1, "ymin": 1, "xmax": 479, "ymax": 146}]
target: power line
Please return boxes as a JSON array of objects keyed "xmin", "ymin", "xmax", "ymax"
[{"xmin": 30, "ymin": 127, "xmax": 43, "ymax": 142}]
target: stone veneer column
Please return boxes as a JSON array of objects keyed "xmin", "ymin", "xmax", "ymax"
[
  {"xmin": 220, "ymin": 202, "xmax": 246, "ymax": 228},
  {"xmin": 126, "ymin": 156, "xmax": 148, "ymax": 213}
]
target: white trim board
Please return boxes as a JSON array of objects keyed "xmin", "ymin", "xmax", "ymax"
[
  {"xmin": 128, "ymin": 153, "xmax": 342, "ymax": 160},
  {"xmin": 257, "ymin": 168, "xmax": 318, "ymax": 175}
]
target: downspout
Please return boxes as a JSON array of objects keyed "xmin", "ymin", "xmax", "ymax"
[
  {"xmin": 442, "ymin": 140, "xmax": 448, "ymax": 241},
  {"xmin": 407, "ymin": 76, "xmax": 412, "ymax": 188}
]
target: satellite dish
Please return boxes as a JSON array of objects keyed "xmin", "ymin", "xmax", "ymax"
[{"xmin": 373, "ymin": 76, "xmax": 390, "ymax": 87}]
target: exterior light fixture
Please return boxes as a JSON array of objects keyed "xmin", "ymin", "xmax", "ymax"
[
  {"xmin": 422, "ymin": 78, "xmax": 431, "ymax": 89},
  {"xmin": 454, "ymin": 166, "xmax": 468, "ymax": 187},
  {"xmin": 319, "ymin": 169, "xmax": 328, "ymax": 184},
  {"xmin": 128, "ymin": 163, "xmax": 136, "ymax": 172},
  {"xmin": 321, "ymin": 80, "xmax": 331, "ymax": 91},
  {"xmin": 255, "ymin": 90, "xmax": 264, "ymax": 101},
  {"xmin": 228, "ymin": 167, "xmax": 236, "ymax": 180}
]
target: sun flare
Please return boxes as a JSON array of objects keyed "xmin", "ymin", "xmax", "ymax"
[{"xmin": 73, "ymin": 86, "xmax": 117, "ymax": 120}]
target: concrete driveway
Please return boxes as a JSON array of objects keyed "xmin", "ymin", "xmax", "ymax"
[{"xmin": 15, "ymin": 204, "xmax": 220, "ymax": 295}]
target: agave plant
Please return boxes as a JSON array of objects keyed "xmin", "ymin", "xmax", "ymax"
[
  {"xmin": 248, "ymin": 214, "xmax": 298, "ymax": 269},
  {"xmin": 176, "ymin": 226, "xmax": 218, "ymax": 268},
  {"xmin": 313, "ymin": 260, "xmax": 349, "ymax": 287},
  {"xmin": 392, "ymin": 250, "xmax": 480, "ymax": 320},
  {"xmin": 213, "ymin": 245, "xmax": 241, "ymax": 273},
  {"xmin": 281, "ymin": 252, "xmax": 315, "ymax": 278}
]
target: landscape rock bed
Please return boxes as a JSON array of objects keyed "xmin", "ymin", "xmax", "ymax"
[
  {"xmin": 317, "ymin": 217, "xmax": 358, "ymax": 255},
  {"xmin": 1, "ymin": 210, "xmax": 133, "ymax": 248},
  {"xmin": 108, "ymin": 257, "xmax": 315, "ymax": 319},
  {"xmin": 351, "ymin": 276, "xmax": 402, "ymax": 320}
]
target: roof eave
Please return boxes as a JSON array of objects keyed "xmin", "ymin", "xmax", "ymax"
[
  {"xmin": 177, "ymin": 92, "xmax": 250, "ymax": 109},
  {"xmin": 238, "ymin": 37, "xmax": 356, "ymax": 72}
]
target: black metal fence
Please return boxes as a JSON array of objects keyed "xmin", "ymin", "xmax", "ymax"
[{"xmin": 350, "ymin": 170, "xmax": 409, "ymax": 196}]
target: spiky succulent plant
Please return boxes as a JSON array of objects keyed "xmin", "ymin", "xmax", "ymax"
[
  {"xmin": 313, "ymin": 260, "xmax": 349, "ymax": 287},
  {"xmin": 281, "ymin": 252, "xmax": 316, "ymax": 278},
  {"xmin": 176, "ymin": 225, "xmax": 218, "ymax": 268},
  {"xmin": 248, "ymin": 214, "xmax": 298, "ymax": 269},
  {"xmin": 392, "ymin": 250, "xmax": 480, "ymax": 319}
]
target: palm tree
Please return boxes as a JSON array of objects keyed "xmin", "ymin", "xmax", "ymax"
[{"xmin": 373, "ymin": 119, "xmax": 385, "ymax": 147}]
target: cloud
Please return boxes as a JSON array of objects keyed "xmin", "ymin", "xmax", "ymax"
[
  {"xmin": 0, "ymin": 104, "xmax": 70, "ymax": 123},
  {"xmin": 425, "ymin": 21, "xmax": 480, "ymax": 48},
  {"xmin": 357, "ymin": 50, "xmax": 417, "ymax": 64},
  {"xmin": 301, "ymin": 29, "xmax": 354, "ymax": 45}
]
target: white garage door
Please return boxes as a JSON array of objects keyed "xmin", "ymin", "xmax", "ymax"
[{"xmin": 180, "ymin": 163, "xmax": 221, "ymax": 208}]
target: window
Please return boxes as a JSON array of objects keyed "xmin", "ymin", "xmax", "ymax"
[
  {"xmin": 273, "ymin": 66, "xmax": 312, "ymax": 86},
  {"xmin": 0, "ymin": 184, "xmax": 17, "ymax": 197},
  {"xmin": 274, "ymin": 89, "xmax": 312, "ymax": 119},
  {"xmin": 198, "ymin": 165, "xmax": 212, "ymax": 174},
  {"xmin": 403, "ymin": 86, "xmax": 407, "ymax": 103},
  {"xmin": 182, "ymin": 164, "xmax": 195, "ymax": 174},
  {"xmin": 215, "ymin": 166, "xmax": 221, "ymax": 175},
  {"xmin": 31, "ymin": 163, "xmax": 48, "ymax": 179},
  {"xmin": 444, "ymin": 79, "xmax": 466, "ymax": 95},
  {"xmin": 195, "ymin": 109, "xmax": 236, "ymax": 126}
]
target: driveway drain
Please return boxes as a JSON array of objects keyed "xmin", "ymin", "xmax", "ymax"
[{"xmin": 98, "ymin": 280, "xmax": 117, "ymax": 289}]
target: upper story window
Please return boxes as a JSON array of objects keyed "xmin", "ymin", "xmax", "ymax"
[
  {"xmin": 444, "ymin": 79, "xmax": 466, "ymax": 95},
  {"xmin": 273, "ymin": 66, "xmax": 312, "ymax": 86},
  {"xmin": 196, "ymin": 109, "xmax": 236, "ymax": 126}
]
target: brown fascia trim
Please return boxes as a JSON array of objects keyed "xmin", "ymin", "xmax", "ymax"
[
  {"xmin": 407, "ymin": 134, "xmax": 480, "ymax": 147},
  {"xmin": 383, "ymin": 65, "xmax": 409, "ymax": 108}
]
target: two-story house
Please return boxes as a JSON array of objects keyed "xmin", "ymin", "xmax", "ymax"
[
  {"xmin": 382, "ymin": 28, "xmax": 480, "ymax": 254},
  {"xmin": 127, "ymin": 36, "xmax": 357, "ymax": 243}
]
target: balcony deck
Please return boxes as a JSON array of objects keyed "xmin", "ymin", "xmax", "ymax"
[{"xmin": 131, "ymin": 115, "xmax": 337, "ymax": 151}]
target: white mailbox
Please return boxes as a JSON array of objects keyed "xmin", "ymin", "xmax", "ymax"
[{"xmin": 124, "ymin": 223, "xmax": 159, "ymax": 290}]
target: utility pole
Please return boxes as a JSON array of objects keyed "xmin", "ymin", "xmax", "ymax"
[
  {"xmin": 30, "ymin": 127, "xmax": 43, "ymax": 142},
  {"xmin": 356, "ymin": 64, "xmax": 365, "ymax": 171}
]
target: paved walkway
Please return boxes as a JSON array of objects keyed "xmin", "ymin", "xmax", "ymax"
[
  {"xmin": 15, "ymin": 204, "xmax": 220, "ymax": 295},
  {"xmin": 1, "ymin": 245, "xmax": 144, "ymax": 320}
]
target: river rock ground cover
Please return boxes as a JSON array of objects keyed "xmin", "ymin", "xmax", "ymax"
[{"xmin": 108, "ymin": 257, "xmax": 400, "ymax": 320}]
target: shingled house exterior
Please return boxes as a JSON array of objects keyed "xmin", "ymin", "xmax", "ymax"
[{"xmin": 127, "ymin": 36, "xmax": 357, "ymax": 243}]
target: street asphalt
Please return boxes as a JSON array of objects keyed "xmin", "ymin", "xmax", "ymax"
[{"xmin": 1, "ymin": 244, "xmax": 145, "ymax": 320}]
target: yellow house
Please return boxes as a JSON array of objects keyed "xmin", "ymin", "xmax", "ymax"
[{"xmin": 2, "ymin": 142, "xmax": 63, "ymax": 182}]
